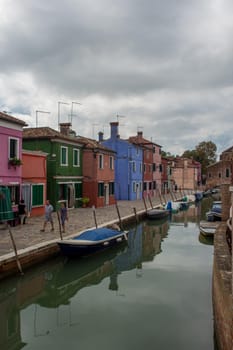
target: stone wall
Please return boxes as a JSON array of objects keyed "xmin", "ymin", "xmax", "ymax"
[{"xmin": 212, "ymin": 222, "xmax": 232, "ymax": 350}]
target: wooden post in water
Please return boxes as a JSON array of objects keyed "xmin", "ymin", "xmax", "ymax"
[
  {"xmin": 133, "ymin": 207, "xmax": 139, "ymax": 223},
  {"xmin": 148, "ymin": 194, "xmax": 153, "ymax": 209},
  {"xmin": 142, "ymin": 196, "xmax": 147, "ymax": 211},
  {"xmin": 8, "ymin": 224, "xmax": 24, "ymax": 275},
  {"xmin": 115, "ymin": 203, "xmax": 123, "ymax": 230},
  {"xmin": 157, "ymin": 189, "xmax": 163, "ymax": 206},
  {"xmin": 56, "ymin": 211, "xmax": 63, "ymax": 240},
  {"xmin": 92, "ymin": 206, "xmax": 98, "ymax": 228}
]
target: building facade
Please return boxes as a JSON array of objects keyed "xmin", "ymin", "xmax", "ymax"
[
  {"xmin": 23, "ymin": 125, "xmax": 83, "ymax": 209},
  {"xmin": 206, "ymin": 146, "xmax": 233, "ymax": 188},
  {"xmin": 0, "ymin": 112, "xmax": 27, "ymax": 211},
  {"xmin": 100, "ymin": 122, "xmax": 143, "ymax": 200},
  {"xmin": 22, "ymin": 150, "xmax": 48, "ymax": 216}
]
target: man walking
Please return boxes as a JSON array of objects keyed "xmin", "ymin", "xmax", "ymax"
[{"xmin": 40, "ymin": 200, "xmax": 54, "ymax": 232}]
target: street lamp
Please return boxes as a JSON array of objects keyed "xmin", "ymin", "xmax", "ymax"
[
  {"xmin": 36, "ymin": 110, "xmax": 50, "ymax": 128},
  {"xmin": 58, "ymin": 101, "xmax": 70, "ymax": 129},
  {"xmin": 71, "ymin": 101, "xmax": 81, "ymax": 125}
]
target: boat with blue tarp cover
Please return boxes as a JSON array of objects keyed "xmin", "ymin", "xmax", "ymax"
[{"xmin": 57, "ymin": 227, "xmax": 128, "ymax": 257}]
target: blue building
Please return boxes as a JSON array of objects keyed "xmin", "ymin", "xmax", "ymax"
[{"xmin": 100, "ymin": 122, "xmax": 143, "ymax": 200}]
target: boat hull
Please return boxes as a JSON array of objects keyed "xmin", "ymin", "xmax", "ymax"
[
  {"xmin": 146, "ymin": 209, "xmax": 170, "ymax": 220},
  {"xmin": 57, "ymin": 228, "xmax": 128, "ymax": 257}
]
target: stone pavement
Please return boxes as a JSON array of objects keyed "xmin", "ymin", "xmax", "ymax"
[{"xmin": 0, "ymin": 195, "xmax": 170, "ymax": 258}]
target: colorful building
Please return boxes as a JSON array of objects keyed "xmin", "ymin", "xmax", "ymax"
[
  {"xmin": 206, "ymin": 146, "xmax": 233, "ymax": 188},
  {"xmin": 0, "ymin": 111, "xmax": 27, "ymax": 210},
  {"xmin": 23, "ymin": 124, "xmax": 83, "ymax": 209},
  {"xmin": 128, "ymin": 131, "xmax": 162, "ymax": 197},
  {"xmin": 75, "ymin": 135, "xmax": 116, "ymax": 208},
  {"xmin": 22, "ymin": 150, "xmax": 48, "ymax": 216},
  {"xmin": 100, "ymin": 122, "xmax": 143, "ymax": 200}
]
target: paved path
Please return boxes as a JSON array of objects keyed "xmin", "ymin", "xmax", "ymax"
[{"xmin": 0, "ymin": 195, "xmax": 173, "ymax": 258}]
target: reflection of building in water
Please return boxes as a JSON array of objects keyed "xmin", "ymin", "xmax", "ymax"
[{"xmin": 0, "ymin": 284, "xmax": 27, "ymax": 349}]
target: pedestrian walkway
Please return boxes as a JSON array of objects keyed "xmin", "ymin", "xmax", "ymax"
[{"xmin": 0, "ymin": 196, "xmax": 168, "ymax": 258}]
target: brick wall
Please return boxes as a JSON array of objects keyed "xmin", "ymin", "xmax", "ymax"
[{"xmin": 212, "ymin": 223, "xmax": 232, "ymax": 350}]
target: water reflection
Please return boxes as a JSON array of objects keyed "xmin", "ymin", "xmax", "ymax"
[{"xmin": 0, "ymin": 200, "xmax": 214, "ymax": 350}]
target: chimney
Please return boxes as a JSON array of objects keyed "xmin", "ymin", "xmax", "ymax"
[
  {"xmin": 110, "ymin": 122, "xmax": 119, "ymax": 140},
  {"xmin": 60, "ymin": 122, "xmax": 72, "ymax": 136},
  {"xmin": 98, "ymin": 131, "xmax": 104, "ymax": 142},
  {"xmin": 137, "ymin": 131, "xmax": 143, "ymax": 139}
]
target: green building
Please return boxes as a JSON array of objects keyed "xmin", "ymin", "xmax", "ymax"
[{"xmin": 23, "ymin": 124, "xmax": 83, "ymax": 209}]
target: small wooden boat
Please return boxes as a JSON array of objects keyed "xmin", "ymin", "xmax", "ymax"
[
  {"xmin": 200, "ymin": 226, "xmax": 216, "ymax": 237},
  {"xmin": 57, "ymin": 227, "xmax": 128, "ymax": 257},
  {"xmin": 146, "ymin": 208, "xmax": 170, "ymax": 220},
  {"xmin": 199, "ymin": 220, "xmax": 218, "ymax": 237},
  {"xmin": 206, "ymin": 201, "xmax": 222, "ymax": 221}
]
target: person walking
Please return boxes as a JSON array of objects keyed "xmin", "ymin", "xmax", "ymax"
[
  {"xmin": 40, "ymin": 200, "xmax": 54, "ymax": 232},
  {"xmin": 18, "ymin": 199, "xmax": 27, "ymax": 224},
  {"xmin": 60, "ymin": 202, "xmax": 68, "ymax": 233}
]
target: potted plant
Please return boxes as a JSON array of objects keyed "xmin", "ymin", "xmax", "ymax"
[
  {"xmin": 81, "ymin": 197, "xmax": 90, "ymax": 207},
  {"xmin": 8, "ymin": 157, "xmax": 23, "ymax": 168}
]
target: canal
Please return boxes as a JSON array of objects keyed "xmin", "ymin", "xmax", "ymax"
[{"xmin": 0, "ymin": 199, "xmax": 215, "ymax": 350}]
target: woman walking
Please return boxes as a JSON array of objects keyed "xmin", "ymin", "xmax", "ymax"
[{"xmin": 60, "ymin": 202, "xmax": 68, "ymax": 233}]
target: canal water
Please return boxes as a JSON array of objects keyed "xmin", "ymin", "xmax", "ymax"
[{"xmin": 0, "ymin": 199, "xmax": 215, "ymax": 350}]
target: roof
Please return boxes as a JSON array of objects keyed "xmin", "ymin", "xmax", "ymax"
[
  {"xmin": 128, "ymin": 135, "xmax": 162, "ymax": 148},
  {"xmin": 0, "ymin": 111, "xmax": 28, "ymax": 126},
  {"xmin": 76, "ymin": 136, "xmax": 116, "ymax": 153},
  {"xmin": 23, "ymin": 127, "xmax": 115, "ymax": 153},
  {"xmin": 23, "ymin": 127, "xmax": 83, "ymax": 145}
]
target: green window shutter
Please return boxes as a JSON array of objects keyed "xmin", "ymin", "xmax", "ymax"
[
  {"xmin": 32, "ymin": 184, "xmax": 44, "ymax": 206},
  {"xmin": 98, "ymin": 183, "xmax": 104, "ymax": 196}
]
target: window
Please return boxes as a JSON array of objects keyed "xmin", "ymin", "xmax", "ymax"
[
  {"xmin": 109, "ymin": 182, "xmax": 114, "ymax": 195},
  {"xmin": 132, "ymin": 161, "xmax": 136, "ymax": 172},
  {"xmin": 9, "ymin": 137, "xmax": 19, "ymax": 159},
  {"xmin": 9, "ymin": 185, "xmax": 20, "ymax": 204},
  {"xmin": 73, "ymin": 149, "xmax": 80, "ymax": 167},
  {"xmin": 153, "ymin": 181, "xmax": 156, "ymax": 189},
  {"xmin": 144, "ymin": 164, "xmax": 146, "ymax": 173},
  {"xmin": 133, "ymin": 182, "xmax": 136, "ymax": 192},
  {"xmin": 153, "ymin": 163, "xmax": 156, "ymax": 172},
  {"xmin": 109, "ymin": 156, "xmax": 114, "ymax": 169},
  {"xmin": 226, "ymin": 168, "xmax": 230, "ymax": 178},
  {"xmin": 140, "ymin": 163, "xmax": 142, "ymax": 173},
  {"xmin": 98, "ymin": 182, "xmax": 104, "ymax": 196},
  {"xmin": 61, "ymin": 146, "xmax": 68, "ymax": 166},
  {"xmin": 143, "ymin": 182, "xmax": 147, "ymax": 191},
  {"xmin": 159, "ymin": 164, "xmax": 163, "ymax": 172},
  {"xmin": 32, "ymin": 184, "xmax": 44, "ymax": 206},
  {"xmin": 99, "ymin": 154, "xmax": 104, "ymax": 169}
]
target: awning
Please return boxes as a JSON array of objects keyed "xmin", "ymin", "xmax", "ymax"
[{"xmin": 0, "ymin": 186, "xmax": 14, "ymax": 221}]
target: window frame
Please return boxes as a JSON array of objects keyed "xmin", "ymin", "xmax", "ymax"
[
  {"xmin": 8, "ymin": 137, "xmax": 19, "ymax": 159},
  {"xmin": 73, "ymin": 148, "xmax": 80, "ymax": 167},
  {"xmin": 61, "ymin": 146, "xmax": 68, "ymax": 166}
]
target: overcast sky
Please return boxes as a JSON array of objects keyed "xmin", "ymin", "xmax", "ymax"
[{"xmin": 0, "ymin": 0, "xmax": 232, "ymax": 156}]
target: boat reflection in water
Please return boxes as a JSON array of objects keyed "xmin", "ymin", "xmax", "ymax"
[{"xmin": 0, "ymin": 220, "xmax": 169, "ymax": 349}]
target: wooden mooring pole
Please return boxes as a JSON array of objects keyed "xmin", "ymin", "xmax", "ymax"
[
  {"xmin": 92, "ymin": 206, "xmax": 98, "ymax": 228},
  {"xmin": 133, "ymin": 207, "xmax": 139, "ymax": 223},
  {"xmin": 115, "ymin": 203, "xmax": 123, "ymax": 230},
  {"xmin": 7, "ymin": 224, "xmax": 24, "ymax": 275}
]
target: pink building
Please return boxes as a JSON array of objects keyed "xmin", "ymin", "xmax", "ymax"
[{"xmin": 0, "ymin": 112, "xmax": 27, "ymax": 209}]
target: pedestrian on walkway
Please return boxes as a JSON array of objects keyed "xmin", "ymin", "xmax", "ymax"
[
  {"xmin": 60, "ymin": 202, "xmax": 68, "ymax": 233},
  {"xmin": 18, "ymin": 199, "xmax": 27, "ymax": 224},
  {"xmin": 40, "ymin": 200, "xmax": 54, "ymax": 232}
]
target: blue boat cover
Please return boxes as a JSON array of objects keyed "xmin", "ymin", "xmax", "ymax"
[{"xmin": 74, "ymin": 228, "xmax": 121, "ymax": 241}]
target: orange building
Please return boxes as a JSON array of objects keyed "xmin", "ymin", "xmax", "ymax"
[{"xmin": 22, "ymin": 150, "xmax": 48, "ymax": 216}]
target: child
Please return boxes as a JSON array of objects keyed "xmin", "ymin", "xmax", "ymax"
[{"xmin": 60, "ymin": 202, "xmax": 68, "ymax": 233}]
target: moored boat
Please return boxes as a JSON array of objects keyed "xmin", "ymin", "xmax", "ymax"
[
  {"xmin": 57, "ymin": 227, "xmax": 128, "ymax": 257},
  {"xmin": 146, "ymin": 208, "xmax": 170, "ymax": 220},
  {"xmin": 199, "ymin": 220, "xmax": 218, "ymax": 237},
  {"xmin": 206, "ymin": 201, "xmax": 222, "ymax": 221}
]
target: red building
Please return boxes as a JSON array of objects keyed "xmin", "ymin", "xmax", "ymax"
[{"xmin": 77, "ymin": 136, "xmax": 116, "ymax": 208}]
